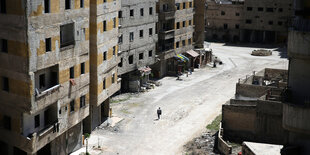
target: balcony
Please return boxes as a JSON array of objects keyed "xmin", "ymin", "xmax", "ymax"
[
  {"xmin": 159, "ymin": 10, "xmax": 175, "ymax": 20},
  {"xmin": 159, "ymin": 29, "xmax": 175, "ymax": 40},
  {"xmin": 283, "ymin": 103, "xmax": 310, "ymax": 134}
]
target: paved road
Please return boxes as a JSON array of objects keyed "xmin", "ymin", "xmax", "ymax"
[{"xmin": 81, "ymin": 43, "xmax": 288, "ymax": 155}]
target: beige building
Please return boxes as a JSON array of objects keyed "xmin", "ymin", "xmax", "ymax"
[
  {"xmin": 205, "ymin": 0, "xmax": 243, "ymax": 42},
  {"xmin": 154, "ymin": 0, "xmax": 195, "ymax": 77},
  {"xmin": 87, "ymin": 0, "xmax": 121, "ymax": 131},
  {"xmin": 0, "ymin": 0, "xmax": 90, "ymax": 154}
]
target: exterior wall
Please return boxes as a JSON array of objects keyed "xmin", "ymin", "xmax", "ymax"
[
  {"xmin": 193, "ymin": 0, "xmax": 206, "ymax": 48},
  {"xmin": 0, "ymin": 0, "xmax": 90, "ymax": 154},
  {"xmin": 118, "ymin": 0, "xmax": 158, "ymax": 75},
  {"xmin": 88, "ymin": 0, "xmax": 121, "ymax": 131}
]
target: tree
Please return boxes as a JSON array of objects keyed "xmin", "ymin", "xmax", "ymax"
[{"xmin": 84, "ymin": 133, "xmax": 90, "ymax": 155}]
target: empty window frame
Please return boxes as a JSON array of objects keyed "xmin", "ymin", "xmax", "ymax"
[
  {"xmin": 119, "ymin": 35, "xmax": 123, "ymax": 44},
  {"xmin": 149, "ymin": 50, "xmax": 152, "ymax": 57},
  {"xmin": 258, "ymin": 7, "xmax": 263, "ymax": 11},
  {"xmin": 183, "ymin": 2, "xmax": 186, "ymax": 9},
  {"xmin": 103, "ymin": 20, "xmax": 107, "ymax": 31},
  {"xmin": 246, "ymin": 19, "xmax": 252, "ymax": 24},
  {"xmin": 149, "ymin": 7, "xmax": 153, "ymax": 15},
  {"xmin": 149, "ymin": 28, "xmax": 153, "ymax": 36},
  {"xmin": 80, "ymin": 62, "xmax": 85, "ymax": 74},
  {"xmin": 60, "ymin": 23, "xmax": 74, "ymax": 48},
  {"xmin": 189, "ymin": 2, "xmax": 192, "ymax": 7},
  {"xmin": 118, "ymin": 11, "xmax": 122, "ymax": 18},
  {"xmin": 103, "ymin": 78, "xmax": 106, "ymax": 89},
  {"xmin": 0, "ymin": 0, "xmax": 6, "ymax": 13},
  {"xmin": 0, "ymin": 39, "xmax": 8, "ymax": 53},
  {"xmin": 34, "ymin": 114, "xmax": 40, "ymax": 128},
  {"xmin": 188, "ymin": 38, "xmax": 191, "ymax": 44},
  {"xmin": 278, "ymin": 21, "xmax": 283, "ymax": 25},
  {"xmin": 189, "ymin": 20, "xmax": 192, "ymax": 25},
  {"xmin": 113, "ymin": 46, "xmax": 116, "ymax": 55},
  {"xmin": 278, "ymin": 8, "xmax": 283, "ymax": 12},
  {"xmin": 2, "ymin": 76, "xmax": 8, "ymax": 92},
  {"xmin": 183, "ymin": 21, "xmax": 186, "ymax": 27},
  {"xmin": 113, "ymin": 18, "xmax": 116, "ymax": 28},
  {"xmin": 140, "ymin": 8, "xmax": 144, "ymax": 16},
  {"xmin": 45, "ymin": 38, "xmax": 51, "ymax": 52},
  {"xmin": 103, "ymin": 51, "xmax": 107, "ymax": 61},
  {"xmin": 3, "ymin": 115, "xmax": 11, "ymax": 130},
  {"xmin": 176, "ymin": 42, "xmax": 179, "ymax": 48},
  {"xmin": 139, "ymin": 30, "xmax": 143, "ymax": 38},
  {"xmin": 44, "ymin": 0, "xmax": 50, "ymax": 13},
  {"xmin": 39, "ymin": 74, "xmax": 45, "ymax": 89},
  {"xmin": 70, "ymin": 100, "xmax": 75, "ymax": 112},
  {"xmin": 129, "ymin": 32, "xmax": 134, "ymax": 42},
  {"xmin": 118, "ymin": 58, "xmax": 123, "ymax": 67},
  {"xmin": 235, "ymin": 12, "xmax": 240, "ymax": 16},
  {"xmin": 65, "ymin": 0, "xmax": 71, "ymax": 10},
  {"xmin": 130, "ymin": 9, "xmax": 134, "ymax": 17},
  {"xmin": 70, "ymin": 67, "xmax": 74, "ymax": 79},
  {"xmin": 176, "ymin": 3, "xmax": 180, "ymax": 10},
  {"xmin": 269, "ymin": 21, "xmax": 273, "ymax": 25},
  {"xmin": 223, "ymin": 23, "xmax": 228, "ymax": 29},
  {"xmin": 176, "ymin": 22, "xmax": 180, "ymax": 29},
  {"xmin": 80, "ymin": 0, "xmax": 84, "ymax": 8},
  {"xmin": 221, "ymin": 11, "xmax": 225, "ymax": 15},
  {"xmin": 235, "ymin": 24, "xmax": 239, "ymax": 29},
  {"xmin": 112, "ymin": 74, "xmax": 115, "ymax": 84},
  {"xmin": 266, "ymin": 8, "xmax": 273, "ymax": 12},
  {"xmin": 128, "ymin": 55, "xmax": 133, "ymax": 64},
  {"xmin": 80, "ymin": 95, "xmax": 85, "ymax": 108},
  {"xmin": 247, "ymin": 7, "xmax": 252, "ymax": 11},
  {"xmin": 139, "ymin": 53, "xmax": 143, "ymax": 60}
]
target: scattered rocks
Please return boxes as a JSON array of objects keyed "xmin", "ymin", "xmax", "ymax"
[
  {"xmin": 183, "ymin": 131, "xmax": 219, "ymax": 155},
  {"xmin": 251, "ymin": 49, "xmax": 272, "ymax": 56}
]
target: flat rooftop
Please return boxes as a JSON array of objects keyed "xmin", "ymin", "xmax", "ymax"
[{"xmin": 243, "ymin": 141, "xmax": 283, "ymax": 155}]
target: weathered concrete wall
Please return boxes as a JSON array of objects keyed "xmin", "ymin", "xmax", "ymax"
[
  {"xmin": 236, "ymin": 83, "xmax": 270, "ymax": 98},
  {"xmin": 193, "ymin": 0, "xmax": 205, "ymax": 48},
  {"xmin": 217, "ymin": 123, "xmax": 232, "ymax": 155}
]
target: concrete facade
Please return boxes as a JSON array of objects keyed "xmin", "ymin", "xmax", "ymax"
[
  {"xmin": 118, "ymin": 0, "xmax": 158, "ymax": 92},
  {"xmin": 0, "ymin": 0, "xmax": 90, "ymax": 154},
  {"xmin": 154, "ymin": 0, "xmax": 195, "ymax": 77},
  {"xmin": 193, "ymin": 0, "xmax": 206, "ymax": 48},
  {"xmin": 88, "ymin": 0, "xmax": 121, "ymax": 131}
]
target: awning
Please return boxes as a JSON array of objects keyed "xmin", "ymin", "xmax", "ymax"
[
  {"xmin": 186, "ymin": 50, "xmax": 199, "ymax": 57},
  {"xmin": 138, "ymin": 66, "xmax": 152, "ymax": 73},
  {"xmin": 178, "ymin": 54, "xmax": 189, "ymax": 61}
]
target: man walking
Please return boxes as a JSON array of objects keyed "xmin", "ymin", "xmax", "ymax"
[{"xmin": 157, "ymin": 107, "xmax": 162, "ymax": 120}]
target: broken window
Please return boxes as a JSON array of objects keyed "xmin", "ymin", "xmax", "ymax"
[
  {"xmin": 103, "ymin": 51, "xmax": 107, "ymax": 61},
  {"xmin": 60, "ymin": 23, "xmax": 74, "ymax": 48},
  {"xmin": 140, "ymin": 30, "xmax": 143, "ymax": 38},
  {"xmin": 80, "ymin": 0, "xmax": 84, "ymax": 8},
  {"xmin": 44, "ymin": 0, "xmax": 50, "ymax": 13},
  {"xmin": 177, "ymin": 22, "xmax": 180, "ymax": 29},
  {"xmin": 247, "ymin": 7, "xmax": 252, "ymax": 11},
  {"xmin": 80, "ymin": 95, "xmax": 85, "ymax": 108},
  {"xmin": 176, "ymin": 3, "xmax": 180, "ymax": 10},
  {"xmin": 189, "ymin": 20, "xmax": 192, "ymax": 25},
  {"xmin": 119, "ymin": 35, "xmax": 123, "ymax": 44},
  {"xmin": 103, "ymin": 20, "xmax": 107, "ymax": 31},
  {"xmin": 183, "ymin": 2, "xmax": 186, "ymax": 9},
  {"xmin": 182, "ymin": 40, "xmax": 185, "ymax": 46},
  {"xmin": 188, "ymin": 38, "xmax": 191, "ymax": 44},
  {"xmin": 34, "ymin": 114, "xmax": 40, "ymax": 128},
  {"xmin": 129, "ymin": 55, "xmax": 133, "ymax": 64},
  {"xmin": 2, "ymin": 76, "xmax": 8, "ymax": 92},
  {"xmin": 130, "ymin": 9, "xmax": 134, "ymax": 17},
  {"xmin": 118, "ymin": 58, "xmax": 123, "ymax": 67},
  {"xmin": 139, "ymin": 53, "xmax": 143, "ymax": 60},
  {"xmin": 70, "ymin": 100, "xmax": 75, "ymax": 112},
  {"xmin": 224, "ymin": 23, "xmax": 228, "ymax": 29},
  {"xmin": 149, "ymin": 28, "xmax": 152, "ymax": 36},
  {"xmin": 113, "ymin": 17, "xmax": 116, "ymax": 28},
  {"xmin": 39, "ymin": 74, "xmax": 45, "ymax": 89},
  {"xmin": 112, "ymin": 74, "xmax": 115, "ymax": 84},
  {"xmin": 266, "ymin": 8, "xmax": 273, "ymax": 12},
  {"xmin": 35, "ymin": 65, "xmax": 58, "ymax": 93},
  {"xmin": 258, "ymin": 7, "xmax": 263, "ymax": 11},
  {"xmin": 163, "ymin": 4, "xmax": 169, "ymax": 11},
  {"xmin": 119, "ymin": 11, "xmax": 122, "ymax": 18},
  {"xmin": 183, "ymin": 21, "xmax": 186, "ymax": 27},
  {"xmin": 189, "ymin": 2, "xmax": 192, "ymax": 8},
  {"xmin": 65, "ymin": 0, "xmax": 71, "ymax": 10},
  {"xmin": 70, "ymin": 67, "xmax": 74, "ymax": 79},
  {"xmin": 140, "ymin": 8, "xmax": 144, "ymax": 16},
  {"xmin": 3, "ymin": 115, "xmax": 11, "ymax": 130},
  {"xmin": 0, "ymin": 39, "xmax": 8, "ymax": 53},
  {"xmin": 113, "ymin": 46, "xmax": 116, "ymax": 55},
  {"xmin": 176, "ymin": 42, "xmax": 179, "ymax": 48},
  {"xmin": 103, "ymin": 78, "xmax": 106, "ymax": 89},
  {"xmin": 129, "ymin": 32, "xmax": 134, "ymax": 42},
  {"xmin": 0, "ymin": 0, "xmax": 6, "ymax": 14},
  {"xmin": 149, "ymin": 50, "xmax": 152, "ymax": 57},
  {"xmin": 81, "ymin": 62, "xmax": 85, "ymax": 75},
  {"xmin": 149, "ymin": 7, "xmax": 153, "ymax": 15},
  {"xmin": 45, "ymin": 38, "xmax": 51, "ymax": 52}
]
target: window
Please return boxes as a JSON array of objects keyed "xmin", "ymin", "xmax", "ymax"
[
  {"xmin": 103, "ymin": 78, "xmax": 106, "ymax": 89},
  {"xmin": 269, "ymin": 21, "xmax": 273, "ymax": 25},
  {"xmin": 60, "ymin": 23, "xmax": 74, "ymax": 48},
  {"xmin": 3, "ymin": 115, "xmax": 11, "ymax": 130},
  {"xmin": 80, "ymin": 95, "xmax": 85, "ymax": 108},
  {"xmin": 177, "ymin": 22, "xmax": 180, "ymax": 29},
  {"xmin": 176, "ymin": 3, "xmax": 180, "ymax": 10},
  {"xmin": 103, "ymin": 20, "xmax": 107, "ymax": 31},
  {"xmin": 235, "ymin": 24, "xmax": 239, "ymax": 29},
  {"xmin": 70, "ymin": 100, "xmax": 75, "ymax": 112},
  {"xmin": 39, "ymin": 74, "xmax": 45, "ymax": 89},
  {"xmin": 0, "ymin": 39, "xmax": 8, "ymax": 53},
  {"xmin": 118, "ymin": 58, "xmax": 123, "ymax": 67},
  {"xmin": 113, "ymin": 46, "xmax": 116, "ymax": 55},
  {"xmin": 118, "ymin": 11, "xmax": 123, "ymax": 19},
  {"xmin": 103, "ymin": 51, "xmax": 107, "ymax": 61},
  {"xmin": 149, "ymin": 28, "xmax": 153, "ymax": 36},
  {"xmin": 129, "ymin": 55, "xmax": 133, "ymax": 64},
  {"xmin": 278, "ymin": 21, "xmax": 283, "ymax": 26},
  {"xmin": 130, "ymin": 9, "xmax": 134, "ymax": 17},
  {"xmin": 246, "ymin": 19, "xmax": 252, "ymax": 24},
  {"xmin": 183, "ymin": 2, "xmax": 186, "ymax": 9},
  {"xmin": 0, "ymin": 0, "xmax": 6, "ymax": 13},
  {"xmin": 70, "ymin": 67, "xmax": 74, "ymax": 79},
  {"xmin": 258, "ymin": 7, "xmax": 263, "ymax": 11},
  {"xmin": 80, "ymin": 0, "xmax": 84, "ymax": 8},
  {"xmin": 189, "ymin": 20, "xmax": 192, "ymax": 25},
  {"xmin": 140, "ymin": 30, "xmax": 143, "ymax": 38},
  {"xmin": 221, "ymin": 11, "xmax": 225, "ymax": 15},
  {"xmin": 113, "ymin": 18, "xmax": 116, "ymax": 28},
  {"xmin": 81, "ymin": 62, "xmax": 85, "ymax": 74},
  {"xmin": 45, "ymin": 38, "xmax": 51, "ymax": 52},
  {"xmin": 34, "ymin": 114, "xmax": 40, "ymax": 128},
  {"xmin": 44, "ymin": 0, "xmax": 50, "ymax": 13},
  {"xmin": 139, "ymin": 53, "xmax": 143, "ymax": 60},
  {"xmin": 188, "ymin": 38, "xmax": 191, "ymax": 44},
  {"xmin": 140, "ymin": 8, "xmax": 144, "ymax": 16},
  {"xmin": 266, "ymin": 8, "xmax": 273, "ymax": 12},
  {"xmin": 176, "ymin": 42, "xmax": 179, "ymax": 48},
  {"xmin": 129, "ymin": 32, "xmax": 134, "ymax": 42},
  {"xmin": 189, "ymin": 2, "xmax": 192, "ymax": 8},
  {"xmin": 149, "ymin": 7, "xmax": 153, "ymax": 15},
  {"xmin": 235, "ymin": 12, "xmax": 240, "ymax": 16},
  {"xmin": 112, "ymin": 74, "xmax": 115, "ymax": 84},
  {"xmin": 65, "ymin": 0, "xmax": 71, "ymax": 10},
  {"xmin": 149, "ymin": 50, "xmax": 152, "ymax": 57},
  {"xmin": 182, "ymin": 40, "xmax": 185, "ymax": 46},
  {"xmin": 119, "ymin": 35, "xmax": 123, "ymax": 44},
  {"xmin": 278, "ymin": 8, "xmax": 283, "ymax": 12},
  {"xmin": 183, "ymin": 21, "xmax": 186, "ymax": 27},
  {"xmin": 247, "ymin": 7, "xmax": 252, "ymax": 11},
  {"xmin": 223, "ymin": 24, "xmax": 228, "ymax": 29}
]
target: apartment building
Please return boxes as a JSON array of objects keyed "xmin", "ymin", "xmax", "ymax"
[
  {"xmin": 0, "ymin": 0, "xmax": 90, "ymax": 154},
  {"xmin": 205, "ymin": 0, "xmax": 243, "ymax": 42},
  {"xmin": 241, "ymin": 0, "xmax": 294, "ymax": 43},
  {"xmin": 154, "ymin": 0, "xmax": 195, "ymax": 77},
  {"xmin": 87, "ymin": 0, "xmax": 121, "ymax": 131}
]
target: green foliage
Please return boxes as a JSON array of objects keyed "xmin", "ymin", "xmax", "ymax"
[
  {"xmin": 206, "ymin": 115, "xmax": 222, "ymax": 131},
  {"xmin": 84, "ymin": 133, "xmax": 90, "ymax": 139}
]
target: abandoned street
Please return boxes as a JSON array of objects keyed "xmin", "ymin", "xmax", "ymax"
[{"xmin": 76, "ymin": 43, "xmax": 288, "ymax": 155}]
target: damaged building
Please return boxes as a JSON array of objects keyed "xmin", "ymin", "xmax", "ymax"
[
  {"xmin": 0, "ymin": 0, "xmax": 90, "ymax": 154},
  {"xmin": 87, "ymin": 0, "xmax": 121, "ymax": 132},
  {"xmin": 118, "ymin": 0, "xmax": 158, "ymax": 92}
]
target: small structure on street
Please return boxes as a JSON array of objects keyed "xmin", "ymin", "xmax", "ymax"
[{"xmin": 251, "ymin": 49, "xmax": 272, "ymax": 56}]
